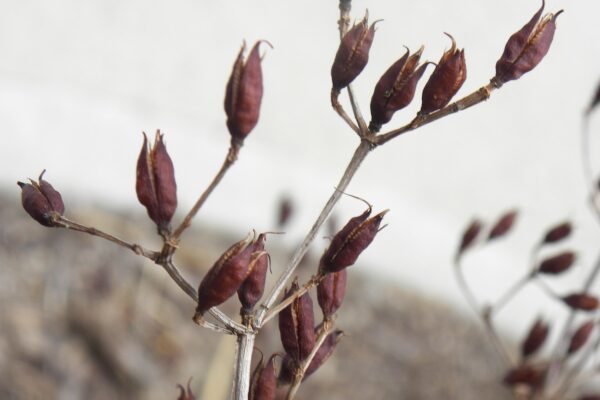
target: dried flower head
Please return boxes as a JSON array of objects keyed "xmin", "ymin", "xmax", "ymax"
[
  {"xmin": 278, "ymin": 279, "xmax": 316, "ymax": 363},
  {"xmin": 17, "ymin": 170, "xmax": 65, "ymax": 227},
  {"xmin": 319, "ymin": 208, "xmax": 388, "ymax": 273},
  {"xmin": 195, "ymin": 233, "xmax": 261, "ymax": 317},
  {"xmin": 369, "ymin": 47, "xmax": 429, "ymax": 132},
  {"xmin": 563, "ymin": 293, "xmax": 599, "ymax": 312},
  {"xmin": 521, "ymin": 318, "xmax": 550, "ymax": 357},
  {"xmin": 420, "ymin": 33, "xmax": 467, "ymax": 115},
  {"xmin": 136, "ymin": 130, "xmax": 177, "ymax": 235},
  {"xmin": 494, "ymin": 1, "xmax": 563, "ymax": 85},
  {"xmin": 568, "ymin": 320, "xmax": 595, "ymax": 354},
  {"xmin": 542, "ymin": 221, "xmax": 572, "ymax": 244},
  {"xmin": 331, "ymin": 11, "xmax": 378, "ymax": 91},
  {"xmin": 317, "ymin": 269, "xmax": 347, "ymax": 318},
  {"xmin": 457, "ymin": 219, "xmax": 483, "ymax": 256},
  {"xmin": 488, "ymin": 209, "xmax": 518, "ymax": 241},
  {"xmin": 237, "ymin": 233, "xmax": 269, "ymax": 310},
  {"xmin": 225, "ymin": 41, "xmax": 270, "ymax": 144},
  {"xmin": 249, "ymin": 354, "xmax": 276, "ymax": 400},
  {"xmin": 538, "ymin": 252, "xmax": 576, "ymax": 275}
]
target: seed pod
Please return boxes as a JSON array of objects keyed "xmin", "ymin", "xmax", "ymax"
[
  {"xmin": 319, "ymin": 209, "xmax": 388, "ymax": 274},
  {"xmin": 568, "ymin": 320, "xmax": 595, "ymax": 354},
  {"xmin": 369, "ymin": 47, "xmax": 429, "ymax": 132},
  {"xmin": 304, "ymin": 330, "xmax": 343, "ymax": 379},
  {"xmin": 249, "ymin": 354, "xmax": 276, "ymax": 400},
  {"xmin": 225, "ymin": 41, "xmax": 269, "ymax": 144},
  {"xmin": 317, "ymin": 269, "xmax": 347, "ymax": 318},
  {"xmin": 458, "ymin": 219, "xmax": 483, "ymax": 255},
  {"xmin": 563, "ymin": 293, "xmax": 599, "ymax": 312},
  {"xmin": 521, "ymin": 318, "xmax": 550, "ymax": 357},
  {"xmin": 279, "ymin": 330, "xmax": 344, "ymax": 383},
  {"xmin": 420, "ymin": 34, "xmax": 467, "ymax": 115},
  {"xmin": 331, "ymin": 11, "xmax": 378, "ymax": 90},
  {"xmin": 136, "ymin": 131, "xmax": 177, "ymax": 235},
  {"xmin": 277, "ymin": 196, "xmax": 294, "ymax": 228},
  {"xmin": 543, "ymin": 221, "xmax": 572, "ymax": 244},
  {"xmin": 238, "ymin": 233, "xmax": 269, "ymax": 310},
  {"xmin": 538, "ymin": 252, "xmax": 576, "ymax": 275},
  {"xmin": 503, "ymin": 364, "xmax": 545, "ymax": 387},
  {"xmin": 494, "ymin": 1, "xmax": 563, "ymax": 85},
  {"xmin": 195, "ymin": 234, "xmax": 255, "ymax": 316},
  {"xmin": 278, "ymin": 280, "xmax": 316, "ymax": 362},
  {"xmin": 176, "ymin": 379, "xmax": 196, "ymax": 400},
  {"xmin": 488, "ymin": 209, "xmax": 518, "ymax": 241},
  {"xmin": 17, "ymin": 170, "xmax": 65, "ymax": 227}
]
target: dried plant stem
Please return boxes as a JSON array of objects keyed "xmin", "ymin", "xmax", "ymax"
[
  {"xmin": 55, "ymin": 216, "xmax": 158, "ymax": 260},
  {"xmin": 331, "ymin": 90, "xmax": 360, "ymax": 134},
  {"xmin": 374, "ymin": 82, "xmax": 496, "ymax": 145},
  {"xmin": 490, "ymin": 275, "xmax": 532, "ymax": 316},
  {"xmin": 285, "ymin": 320, "xmax": 335, "ymax": 400},
  {"xmin": 256, "ymin": 139, "xmax": 372, "ymax": 325},
  {"xmin": 172, "ymin": 143, "xmax": 240, "ymax": 240},
  {"xmin": 454, "ymin": 257, "xmax": 514, "ymax": 365},
  {"xmin": 232, "ymin": 332, "xmax": 256, "ymax": 400},
  {"xmin": 260, "ymin": 273, "xmax": 325, "ymax": 327}
]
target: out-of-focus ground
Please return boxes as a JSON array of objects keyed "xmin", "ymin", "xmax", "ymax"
[{"xmin": 0, "ymin": 192, "xmax": 511, "ymax": 399}]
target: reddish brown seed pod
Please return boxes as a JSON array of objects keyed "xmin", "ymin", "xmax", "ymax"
[
  {"xmin": 488, "ymin": 209, "xmax": 518, "ymax": 241},
  {"xmin": 457, "ymin": 219, "xmax": 483, "ymax": 256},
  {"xmin": 319, "ymin": 209, "xmax": 388, "ymax": 274},
  {"xmin": 17, "ymin": 170, "xmax": 65, "ymax": 227},
  {"xmin": 521, "ymin": 318, "xmax": 550, "ymax": 357},
  {"xmin": 176, "ymin": 379, "xmax": 196, "ymax": 400},
  {"xmin": 195, "ymin": 234, "xmax": 255, "ymax": 316},
  {"xmin": 303, "ymin": 330, "xmax": 343, "ymax": 379},
  {"xmin": 369, "ymin": 47, "xmax": 429, "ymax": 132},
  {"xmin": 317, "ymin": 269, "xmax": 347, "ymax": 318},
  {"xmin": 563, "ymin": 293, "xmax": 599, "ymax": 312},
  {"xmin": 538, "ymin": 252, "xmax": 576, "ymax": 275},
  {"xmin": 494, "ymin": 1, "xmax": 563, "ymax": 85},
  {"xmin": 249, "ymin": 354, "xmax": 276, "ymax": 400},
  {"xmin": 278, "ymin": 280, "xmax": 316, "ymax": 363},
  {"xmin": 568, "ymin": 320, "xmax": 595, "ymax": 354},
  {"xmin": 543, "ymin": 221, "xmax": 572, "ymax": 244},
  {"xmin": 225, "ymin": 41, "xmax": 269, "ymax": 144},
  {"xmin": 136, "ymin": 130, "xmax": 177, "ymax": 235},
  {"xmin": 503, "ymin": 364, "xmax": 545, "ymax": 387},
  {"xmin": 238, "ymin": 233, "xmax": 269, "ymax": 310},
  {"xmin": 331, "ymin": 11, "xmax": 378, "ymax": 91},
  {"xmin": 420, "ymin": 34, "xmax": 467, "ymax": 115}
]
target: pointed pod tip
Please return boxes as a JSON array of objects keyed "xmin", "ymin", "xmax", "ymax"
[{"xmin": 17, "ymin": 181, "xmax": 25, "ymax": 188}]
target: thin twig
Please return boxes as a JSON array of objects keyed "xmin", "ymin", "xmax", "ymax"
[
  {"xmin": 55, "ymin": 216, "xmax": 158, "ymax": 260},
  {"xmin": 375, "ymin": 83, "xmax": 496, "ymax": 145},
  {"xmin": 285, "ymin": 320, "xmax": 334, "ymax": 400},
  {"xmin": 171, "ymin": 142, "xmax": 240, "ymax": 240},
  {"xmin": 331, "ymin": 89, "xmax": 360, "ymax": 134},
  {"xmin": 260, "ymin": 273, "xmax": 324, "ymax": 327}
]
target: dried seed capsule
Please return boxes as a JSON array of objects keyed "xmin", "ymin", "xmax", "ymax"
[
  {"xmin": 488, "ymin": 209, "xmax": 518, "ymax": 241},
  {"xmin": 238, "ymin": 233, "xmax": 269, "ymax": 310},
  {"xmin": 494, "ymin": 1, "xmax": 563, "ymax": 85},
  {"xmin": 457, "ymin": 219, "xmax": 483, "ymax": 255},
  {"xmin": 176, "ymin": 379, "xmax": 196, "ymax": 400},
  {"xmin": 303, "ymin": 330, "xmax": 343, "ymax": 379},
  {"xmin": 331, "ymin": 11, "xmax": 378, "ymax": 91},
  {"xmin": 563, "ymin": 293, "xmax": 599, "ymax": 312},
  {"xmin": 543, "ymin": 221, "xmax": 572, "ymax": 244},
  {"xmin": 249, "ymin": 354, "xmax": 276, "ymax": 400},
  {"xmin": 420, "ymin": 34, "xmax": 467, "ymax": 115},
  {"xmin": 225, "ymin": 41, "xmax": 269, "ymax": 144},
  {"xmin": 136, "ymin": 130, "xmax": 177, "ymax": 235},
  {"xmin": 317, "ymin": 269, "xmax": 347, "ymax": 318},
  {"xmin": 195, "ymin": 234, "xmax": 255, "ymax": 316},
  {"xmin": 538, "ymin": 252, "xmax": 576, "ymax": 275},
  {"xmin": 503, "ymin": 364, "xmax": 545, "ymax": 387},
  {"xmin": 521, "ymin": 318, "xmax": 550, "ymax": 357},
  {"xmin": 568, "ymin": 320, "xmax": 595, "ymax": 354},
  {"xmin": 369, "ymin": 48, "xmax": 429, "ymax": 132},
  {"xmin": 278, "ymin": 280, "xmax": 316, "ymax": 362},
  {"xmin": 17, "ymin": 170, "xmax": 65, "ymax": 227},
  {"xmin": 277, "ymin": 196, "xmax": 294, "ymax": 228},
  {"xmin": 319, "ymin": 209, "xmax": 388, "ymax": 274}
]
